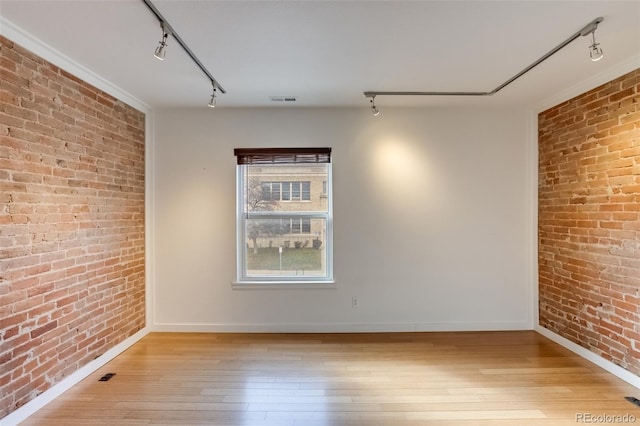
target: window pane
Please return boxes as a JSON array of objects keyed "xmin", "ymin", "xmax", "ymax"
[
  {"xmin": 292, "ymin": 182, "xmax": 300, "ymax": 200},
  {"xmin": 244, "ymin": 165, "xmax": 328, "ymax": 213},
  {"xmin": 244, "ymin": 217, "xmax": 327, "ymax": 277},
  {"xmin": 239, "ymin": 161, "xmax": 331, "ymax": 282},
  {"xmin": 281, "ymin": 182, "xmax": 290, "ymax": 201},
  {"xmin": 261, "ymin": 182, "xmax": 271, "ymax": 201},
  {"xmin": 302, "ymin": 182, "xmax": 311, "ymax": 201},
  {"xmin": 272, "ymin": 182, "xmax": 281, "ymax": 201}
]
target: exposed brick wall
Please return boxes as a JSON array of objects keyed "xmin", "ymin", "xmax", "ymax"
[
  {"xmin": 539, "ymin": 68, "xmax": 640, "ymax": 375},
  {"xmin": 0, "ymin": 36, "xmax": 145, "ymax": 418}
]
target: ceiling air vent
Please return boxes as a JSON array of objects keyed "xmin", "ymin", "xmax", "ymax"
[{"xmin": 269, "ymin": 96, "xmax": 297, "ymax": 103}]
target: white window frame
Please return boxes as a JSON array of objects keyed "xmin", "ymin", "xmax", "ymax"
[{"xmin": 235, "ymin": 163, "xmax": 333, "ymax": 285}]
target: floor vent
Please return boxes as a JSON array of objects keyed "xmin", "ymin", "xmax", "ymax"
[
  {"xmin": 625, "ymin": 396, "xmax": 640, "ymax": 407},
  {"xmin": 99, "ymin": 373, "xmax": 116, "ymax": 382},
  {"xmin": 269, "ymin": 96, "xmax": 297, "ymax": 103}
]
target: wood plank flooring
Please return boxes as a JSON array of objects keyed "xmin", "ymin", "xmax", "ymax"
[{"xmin": 20, "ymin": 331, "xmax": 640, "ymax": 425}]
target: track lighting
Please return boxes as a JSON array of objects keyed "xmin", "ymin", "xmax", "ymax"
[
  {"xmin": 370, "ymin": 95, "xmax": 380, "ymax": 117},
  {"xmin": 208, "ymin": 86, "xmax": 217, "ymax": 108},
  {"xmin": 142, "ymin": 0, "xmax": 226, "ymax": 108},
  {"xmin": 363, "ymin": 16, "xmax": 604, "ymax": 105},
  {"xmin": 153, "ymin": 22, "xmax": 169, "ymax": 61},
  {"xmin": 580, "ymin": 18, "xmax": 604, "ymax": 62},
  {"xmin": 588, "ymin": 30, "xmax": 604, "ymax": 62}
]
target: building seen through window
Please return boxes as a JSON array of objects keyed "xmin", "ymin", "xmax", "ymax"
[{"xmin": 235, "ymin": 148, "xmax": 332, "ymax": 282}]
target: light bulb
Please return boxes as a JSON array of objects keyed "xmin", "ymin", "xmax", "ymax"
[
  {"xmin": 154, "ymin": 42, "xmax": 167, "ymax": 60},
  {"xmin": 370, "ymin": 97, "xmax": 380, "ymax": 116},
  {"xmin": 589, "ymin": 44, "xmax": 603, "ymax": 61}
]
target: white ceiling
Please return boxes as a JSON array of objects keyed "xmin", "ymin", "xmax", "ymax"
[{"xmin": 1, "ymin": 0, "xmax": 639, "ymax": 109}]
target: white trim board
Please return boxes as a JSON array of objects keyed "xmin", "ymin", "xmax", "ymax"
[
  {"xmin": 152, "ymin": 321, "xmax": 532, "ymax": 334},
  {"xmin": 526, "ymin": 110, "xmax": 538, "ymax": 332},
  {"xmin": 535, "ymin": 326, "xmax": 640, "ymax": 390},
  {"xmin": 535, "ymin": 54, "xmax": 640, "ymax": 113},
  {"xmin": 0, "ymin": 17, "xmax": 150, "ymax": 114},
  {"xmin": 528, "ymin": 108, "xmax": 541, "ymax": 330},
  {"xmin": 0, "ymin": 327, "xmax": 149, "ymax": 426},
  {"xmin": 145, "ymin": 111, "xmax": 156, "ymax": 329}
]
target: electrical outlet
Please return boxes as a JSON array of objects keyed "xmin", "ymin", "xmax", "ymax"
[{"xmin": 352, "ymin": 297, "xmax": 359, "ymax": 308}]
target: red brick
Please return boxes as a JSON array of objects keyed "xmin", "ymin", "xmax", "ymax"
[
  {"xmin": 539, "ymin": 67, "xmax": 640, "ymax": 380},
  {"xmin": 30, "ymin": 320, "xmax": 57, "ymax": 339},
  {"xmin": 0, "ymin": 34, "xmax": 145, "ymax": 418},
  {"xmin": 0, "ymin": 313, "xmax": 27, "ymax": 329}
]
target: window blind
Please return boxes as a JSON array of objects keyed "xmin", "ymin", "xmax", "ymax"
[{"xmin": 234, "ymin": 148, "xmax": 331, "ymax": 165}]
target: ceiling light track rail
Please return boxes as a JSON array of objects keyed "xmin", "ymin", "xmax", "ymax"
[
  {"xmin": 142, "ymin": 0, "xmax": 226, "ymax": 94},
  {"xmin": 364, "ymin": 17, "xmax": 603, "ymax": 101}
]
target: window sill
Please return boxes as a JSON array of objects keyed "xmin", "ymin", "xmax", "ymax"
[{"xmin": 232, "ymin": 280, "xmax": 336, "ymax": 290}]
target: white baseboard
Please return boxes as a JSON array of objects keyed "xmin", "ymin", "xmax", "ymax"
[
  {"xmin": 1, "ymin": 327, "xmax": 149, "ymax": 426},
  {"xmin": 152, "ymin": 321, "xmax": 531, "ymax": 333},
  {"xmin": 535, "ymin": 325, "xmax": 640, "ymax": 389}
]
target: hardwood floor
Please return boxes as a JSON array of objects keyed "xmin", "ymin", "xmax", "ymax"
[{"xmin": 20, "ymin": 331, "xmax": 640, "ymax": 425}]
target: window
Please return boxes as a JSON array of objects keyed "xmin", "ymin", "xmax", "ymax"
[
  {"xmin": 261, "ymin": 181, "xmax": 311, "ymax": 201},
  {"xmin": 277, "ymin": 218, "xmax": 311, "ymax": 235},
  {"xmin": 235, "ymin": 148, "xmax": 333, "ymax": 283}
]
